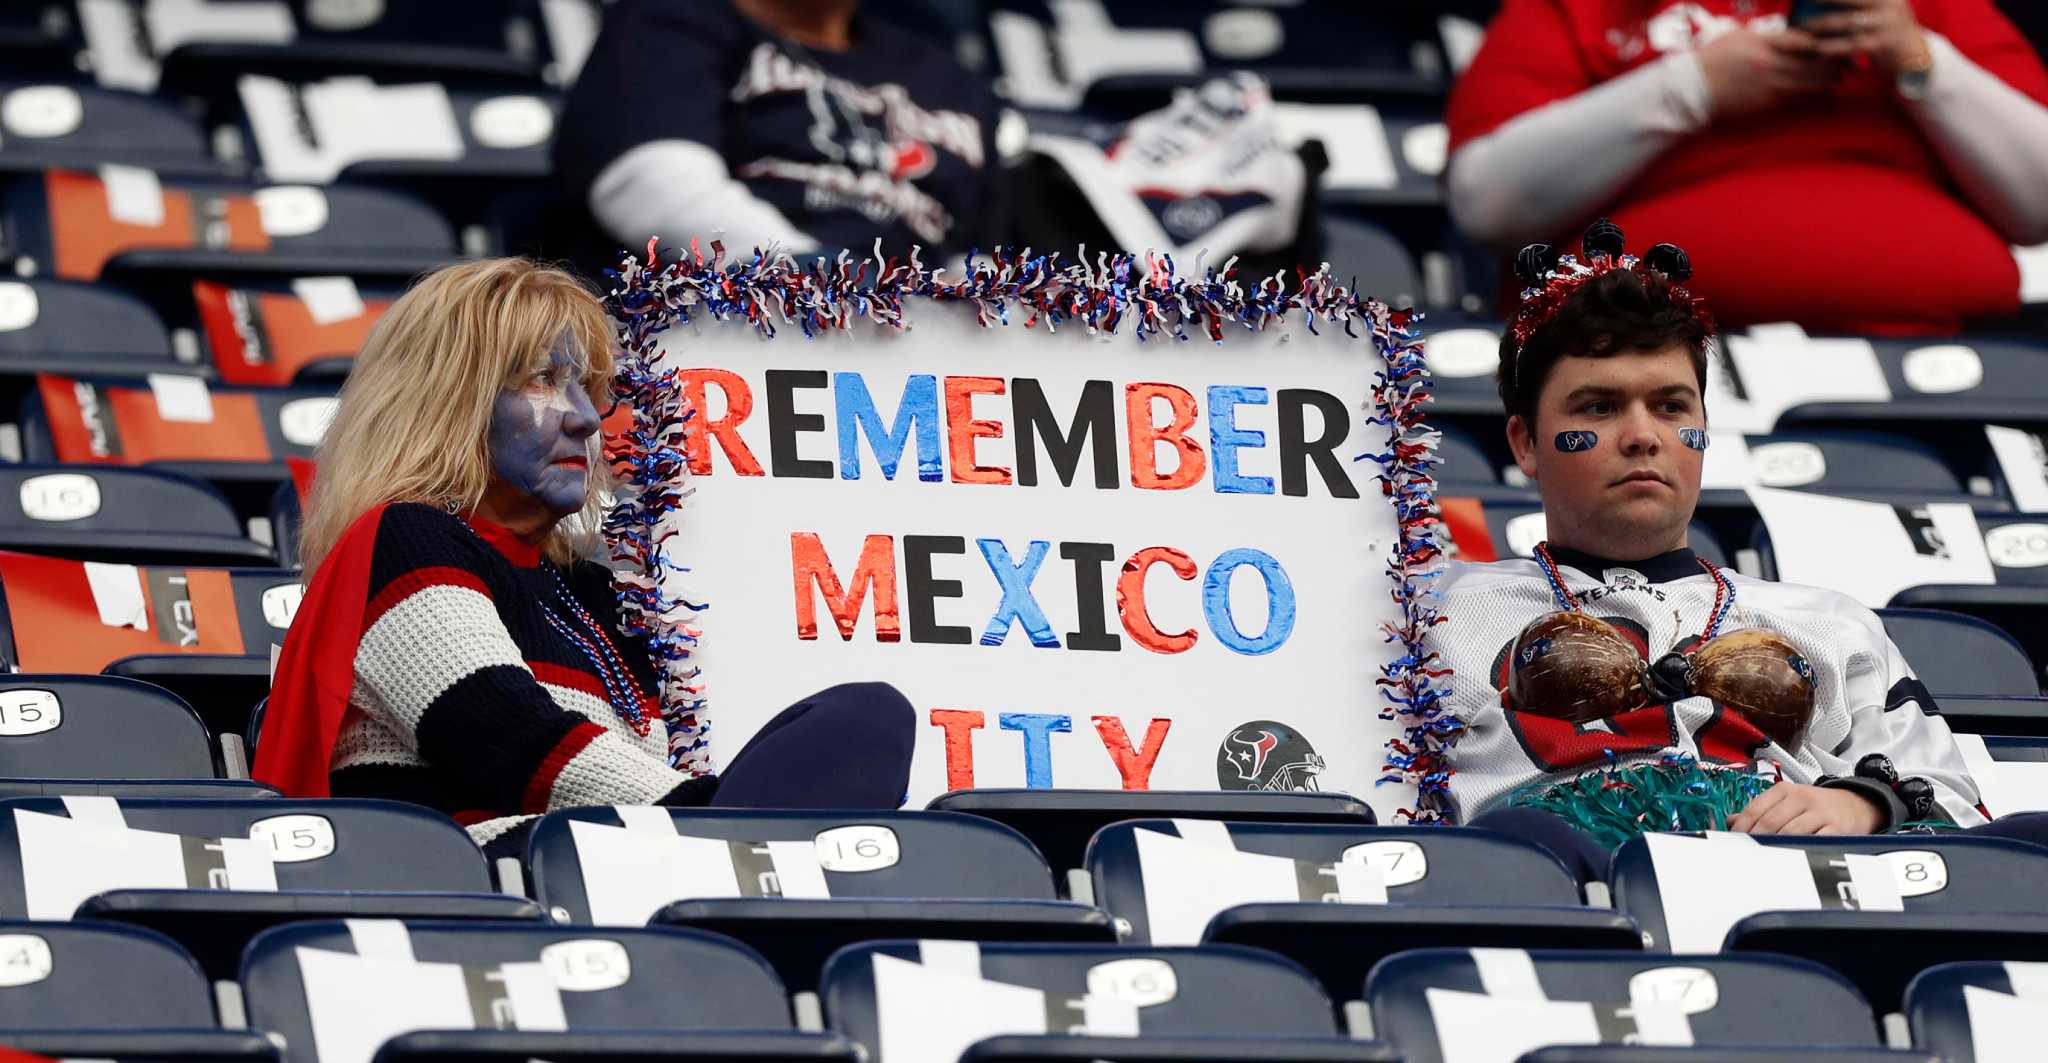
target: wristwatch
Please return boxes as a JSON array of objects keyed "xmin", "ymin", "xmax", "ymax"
[{"xmin": 1897, "ymin": 34, "xmax": 1935, "ymax": 101}]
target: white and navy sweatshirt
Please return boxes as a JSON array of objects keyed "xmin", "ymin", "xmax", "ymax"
[{"xmin": 328, "ymin": 503, "xmax": 713, "ymax": 850}]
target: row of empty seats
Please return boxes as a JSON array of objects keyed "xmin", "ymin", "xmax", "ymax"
[{"xmin": 0, "ymin": 792, "xmax": 2041, "ymax": 1061}]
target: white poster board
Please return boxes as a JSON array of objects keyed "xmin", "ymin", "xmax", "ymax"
[{"xmin": 657, "ymin": 308, "xmax": 1407, "ymax": 816}]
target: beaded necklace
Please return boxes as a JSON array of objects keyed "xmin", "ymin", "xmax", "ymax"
[
  {"xmin": 539, "ymin": 566, "xmax": 656, "ymax": 737},
  {"xmin": 453, "ymin": 517, "xmax": 657, "ymax": 737},
  {"xmin": 1530, "ymin": 541, "xmax": 1734, "ymax": 641}
]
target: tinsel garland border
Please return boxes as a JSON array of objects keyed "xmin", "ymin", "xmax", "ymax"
[{"xmin": 599, "ymin": 240, "xmax": 1456, "ymax": 807}]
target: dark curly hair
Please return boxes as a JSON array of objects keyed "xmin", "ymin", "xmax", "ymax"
[{"xmin": 1496, "ymin": 267, "xmax": 1712, "ymax": 429}]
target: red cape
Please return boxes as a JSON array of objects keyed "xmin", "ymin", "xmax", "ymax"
[{"xmin": 253, "ymin": 502, "xmax": 387, "ymax": 798}]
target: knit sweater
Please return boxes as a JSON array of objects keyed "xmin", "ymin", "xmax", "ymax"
[{"xmin": 328, "ymin": 503, "xmax": 715, "ymax": 848}]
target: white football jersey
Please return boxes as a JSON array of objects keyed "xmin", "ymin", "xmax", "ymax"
[{"xmin": 1431, "ymin": 547, "xmax": 1985, "ymax": 826}]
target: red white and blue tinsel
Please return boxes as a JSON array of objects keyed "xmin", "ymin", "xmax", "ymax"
[
  {"xmin": 602, "ymin": 238, "xmax": 712, "ymax": 775},
  {"xmin": 599, "ymin": 238, "xmax": 1453, "ymax": 807}
]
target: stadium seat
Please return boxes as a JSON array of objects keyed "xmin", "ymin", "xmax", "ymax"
[
  {"xmin": 1903, "ymin": 959, "xmax": 2048, "ymax": 1063},
  {"xmin": 1365, "ymin": 949, "xmax": 1883, "ymax": 1063},
  {"xmin": 1768, "ymin": 335, "xmax": 2048, "ymax": 435},
  {"xmin": 0, "ymin": 919, "xmax": 214, "ymax": 1028},
  {"xmin": 1429, "ymin": 422, "xmax": 1533, "ymax": 501},
  {"xmin": 1609, "ymin": 832, "xmax": 2048, "ymax": 1012},
  {"xmin": 242, "ymin": 920, "xmax": 852, "ymax": 1063},
  {"xmin": 1698, "ymin": 431, "xmax": 1997, "ymax": 513},
  {"xmin": 192, "ymin": 278, "xmax": 389, "ymax": 387},
  {"xmin": 0, "ymin": 796, "xmax": 541, "ymax": 978},
  {"xmin": 1515, "ymin": 1049, "xmax": 1937, "ymax": 1063},
  {"xmin": 0, "ymin": 778, "xmax": 275, "ymax": 800},
  {"xmin": 0, "ymin": 7, "xmax": 83, "ymax": 83},
  {"xmin": 237, "ymin": 76, "xmax": 557, "ymax": 186},
  {"xmin": 0, "ymin": 674, "xmax": 219, "ymax": 781},
  {"xmin": 924, "ymin": 788, "xmax": 1375, "ymax": 879},
  {"xmin": 1930, "ymin": 697, "xmax": 2048, "ymax": 737},
  {"xmin": 0, "ymin": 466, "xmax": 273, "ymax": 566},
  {"xmin": 1319, "ymin": 217, "xmax": 1421, "ymax": 309},
  {"xmin": 0, "ymin": 83, "xmax": 217, "ymax": 176},
  {"xmin": 985, "ymin": 1, "xmax": 1450, "ymax": 112},
  {"xmin": 24, "ymin": 374, "xmax": 335, "ymax": 483},
  {"xmin": 0, "ymin": 278, "xmax": 183, "ymax": 378},
  {"xmin": 1879, "ymin": 608, "xmax": 2041, "ymax": 697},
  {"xmin": 527, "ymin": 806, "xmax": 1114, "ymax": 991},
  {"xmin": 1087, "ymin": 819, "xmax": 1638, "ymax": 999},
  {"xmin": 77, "ymin": 0, "xmax": 547, "ymax": 97},
  {"xmin": 2, "ymin": 169, "xmax": 457, "ymax": 284},
  {"xmin": 821, "ymin": 940, "xmax": 1389, "ymax": 1063},
  {"xmin": 0, "ymin": 550, "xmax": 298, "ymax": 740},
  {"xmin": 0, "ymin": 1031, "xmax": 281, "ymax": 1063},
  {"xmin": 1439, "ymin": 496, "xmax": 1730, "ymax": 567}
]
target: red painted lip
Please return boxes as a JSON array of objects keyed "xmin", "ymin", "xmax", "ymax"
[{"xmin": 552, "ymin": 456, "xmax": 588, "ymax": 470}]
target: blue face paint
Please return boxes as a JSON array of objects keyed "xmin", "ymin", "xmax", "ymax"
[
  {"xmin": 1679, "ymin": 427, "xmax": 1710, "ymax": 451},
  {"xmin": 487, "ymin": 337, "xmax": 600, "ymax": 516},
  {"xmin": 1554, "ymin": 430, "xmax": 1599, "ymax": 453}
]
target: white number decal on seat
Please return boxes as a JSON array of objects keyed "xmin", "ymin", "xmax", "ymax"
[
  {"xmin": 813, "ymin": 825, "xmax": 900, "ymax": 872},
  {"xmin": 248, "ymin": 814, "xmax": 335, "ymax": 862},
  {"xmin": 0, "ymin": 934, "xmax": 52, "ymax": 987},
  {"xmin": 540, "ymin": 938, "xmax": 632, "ymax": 992},
  {"xmin": 0, "ymin": 690, "xmax": 60, "ymax": 737}
]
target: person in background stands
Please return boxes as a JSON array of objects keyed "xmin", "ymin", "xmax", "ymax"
[
  {"xmin": 255, "ymin": 258, "xmax": 914, "ymax": 858},
  {"xmin": 1446, "ymin": 0, "xmax": 2048, "ymax": 334},
  {"xmin": 554, "ymin": 0, "xmax": 1007, "ymax": 271}
]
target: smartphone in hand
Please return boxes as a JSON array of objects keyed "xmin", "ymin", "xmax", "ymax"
[{"xmin": 1789, "ymin": 0, "xmax": 1845, "ymax": 28}]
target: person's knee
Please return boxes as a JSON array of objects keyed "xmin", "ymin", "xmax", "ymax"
[{"xmin": 810, "ymin": 681, "xmax": 915, "ymax": 736}]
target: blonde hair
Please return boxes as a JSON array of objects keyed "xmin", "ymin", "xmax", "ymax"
[{"xmin": 299, "ymin": 257, "xmax": 616, "ymax": 577}]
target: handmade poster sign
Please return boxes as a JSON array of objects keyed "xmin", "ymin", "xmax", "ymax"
[{"xmin": 602, "ymin": 247, "xmax": 1438, "ymax": 819}]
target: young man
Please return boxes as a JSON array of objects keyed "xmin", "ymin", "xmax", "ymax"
[{"xmin": 1434, "ymin": 222, "xmax": 2036, "ymax": 882}]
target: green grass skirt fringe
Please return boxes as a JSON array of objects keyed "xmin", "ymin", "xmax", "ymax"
[{"xmin": 1505, "ymin": 758, "xmax": 1962, "ymax": 848}]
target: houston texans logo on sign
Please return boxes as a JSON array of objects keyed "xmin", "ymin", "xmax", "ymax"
[{"xmin": 1217, "ymin": 720, "xmax": 1326, "ymax": 791}]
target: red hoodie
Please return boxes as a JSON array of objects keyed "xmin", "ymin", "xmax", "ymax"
[{"xmin": 1447, "ymin": 0, "xmax": 2048, "ymax": 334}]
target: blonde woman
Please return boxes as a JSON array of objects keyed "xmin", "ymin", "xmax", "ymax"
[{"xmin": 254, "ymin": 258, "xmax": 913, "ymax": 857}]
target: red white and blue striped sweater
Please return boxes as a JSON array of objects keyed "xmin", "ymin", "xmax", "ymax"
[{"xmin": 328, "ymin": 503, "xmax": 714, "ymax": 848}]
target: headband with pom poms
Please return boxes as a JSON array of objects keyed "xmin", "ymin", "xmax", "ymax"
[{"xmin": 1507, "ymin": 219, "xmax": 1713, "ymax": 381}]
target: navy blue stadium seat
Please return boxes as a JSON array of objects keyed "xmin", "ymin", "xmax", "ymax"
[
  {"xmin": 0, "ymin": 277, "xmax": 182, "ymax": 377},
  {"xmin": 1769, "ymin": 335, "xmax": 2048, "ymax": 433},
  {"xmin": 984, "ymin": 1, "xmax": 1451, "ymax": 111},
  {"xmin": 0, "ymin": 83, "xmax": 217, "ymax": 176},
  {"xmin": 1430, "ymin": 423, "xmax": 1531, "ymax": 501},
  {"xmin": 823, "ymin": 941, "xmax": 1387, "ymax": 1063},
  {"xmin": 83, "ymin": 0, "xmax": 547, "ymax": 99},
  {"xmin": 0, "ymin": 1030, "xmax": 281, "ymax": 1063},
  {"xmin": 0, "ymin": 797, "xmax": 540, "ymax": 978},
  {"xmin": 236, "ymin": 78, "xmax": 557, "ymax": 187},
  {"xmin": 1928, "ymin": 697, "xmax": 2048, "ymax": 737},
  {"xmin": 1610, "ymin": 833, "xmax": 2048, "ymax": 1012},
  {"xmin": 1320, "ymin": 217, "xmax": 1421, "ymax": 309},
  {"xmin": 0, "ymin": 778, "xmax": 275, "ymax": 800},
  {"xmin": 1366, "ymin": 949, "xmax": 1882, "ymax": 1063},
  {"xmin": 1879, "ymin": 607, "xmax": 2041, "ymax": 697},
  {"xmin": 2, "ymin": 170, "xmax": 456, "ymax": 285},
  {"xmin": 0, "ymin": 466, "xmax": 272, "ymax": 566},
  {"xmin": 242, "ymin": 920, "xmax": 849, "ymax": 1063},
  {"xmin": 1517, "ymin": 1049, "xmax": 1937, "ymax": 1063},
  {"xmin": 0, "ymin": 919, "xmax": 214, "ymax": 1028},
  {"xmin": 1904, "ymin": 959, "xmax": 2047, "ymax": 1063},
  {"xmin": 0, "ymin": 674, "xmax": 218, "ymax": 780},
  {"xmin": 1697, "ymin": 432, "xmax": 1996, "ymax": 514},
  {"xmin": 924, "ymin": 789, "xmax": 1375, "ymax": 878},
  {"xmin": 1088, "ymin": 819, "xmax": 1636, "ymax": 1000},
  {"xmin": 528, "ymin": 807, "xmax": 1112, "ymax": 992}
]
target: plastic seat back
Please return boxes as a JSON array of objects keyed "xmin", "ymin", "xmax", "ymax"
[
  {"xmin": 529, "ymin": 807, "xmax": 1057, "ymax": 925},
  {"xmin": 1366, "ymin": 949, "xmax": 1878, "ymax": 1063},
  {"xmin": 0, "ymin": 920, "xmax": 215, "ymax": 1030},
  {"xmin": 1879, "ymin": 608, "xmax": 2040, "ymax": 697},
  {"xmin": 1087, "ymin": 820, "xmax": 1579, "ymax": 944},
  {"xmin": 242, "ymin": 920, "xmax": 795, "ymax": 1063},
  {"xmin": 0, "ymin": 674, "xmax": 215, "ymax": 780}
]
